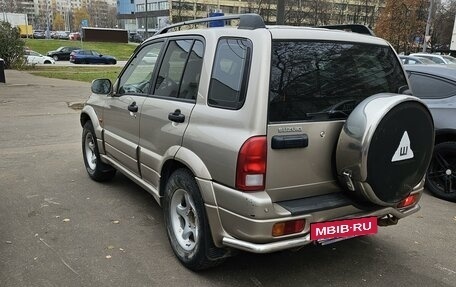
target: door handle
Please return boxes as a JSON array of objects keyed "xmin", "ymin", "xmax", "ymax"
[
  {"xmin": 168, "ymin": 109, "xmax": 185, "ymax": 123},
  {"xmin": 128, "ymin": 102, "xmax": 138, "ymax": 113}
]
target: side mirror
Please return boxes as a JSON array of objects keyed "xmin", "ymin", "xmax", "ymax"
[{"xmin": 91, "ymin": 78, "xmax": 112, "ymax": 95}]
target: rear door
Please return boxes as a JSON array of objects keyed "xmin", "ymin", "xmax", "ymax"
[
  {"xmin": 138, "ymin": 38, "xmax": 204, "ymax": 190},
  {"xmin": 266, "ymin": 40, "xmax": 408, "ymax": 202},
  {"xmin": 103, "ymin": 41, "xmax": 165, "ymax": 176}
]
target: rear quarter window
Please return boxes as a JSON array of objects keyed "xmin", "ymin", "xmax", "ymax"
[
  {"xmin": 208, "ymin": 38, "xmax": 252, "ymax": 109},
  {"xmin": 269, "ymin": 40, "xmax": 407, "ymax": 122}
]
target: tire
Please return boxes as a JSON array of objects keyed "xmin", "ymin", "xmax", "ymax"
[
  {"xmin": 425, "ymin": 142, "xmax": 456, "ymax": 202},
  {"xmin": 52, "ymin": 55, "xmax": 59, "ymax": 61},
  {"xmin": 163, "ymin": 169, "xmax": 226, "ymax": 270},
  {"xmin": 82, "ymin": 121, "xmax": 116, "ymax": 182}
]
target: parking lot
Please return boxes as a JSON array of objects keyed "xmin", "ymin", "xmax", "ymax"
[{"xmin": 0, "ymin": 70, "xmax": 455, "ymax": 287}]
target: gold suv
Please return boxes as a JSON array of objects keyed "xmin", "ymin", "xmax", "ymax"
[{"xmin": 80, "ymin": 14, "xmax": 434, "ymax": 270}]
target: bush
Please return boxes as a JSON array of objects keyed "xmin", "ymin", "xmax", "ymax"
[{"xmin": 0, "ymin": 21, "xmax": 25, "ymax": 69}]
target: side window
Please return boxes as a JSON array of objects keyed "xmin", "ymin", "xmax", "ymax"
[
  {"xmin": 409, "ymin": 73, "xmax": 456, "ymax": 99},
  {"xmin": 208, "ymin": 38, "xmax": 252, "ymax": 109},
  {"xmin": 409, "ymin": 59, "xmax": 417, "ymax": 64},
  {"xmin": 178, "ymin": 40, "xmax": 204, "ymax": 100},
  {"xmin": 118, "ymin": 42, "xmax": 163, "ymax": 95},
  {"xmin": 154, "ymin": 40, "xmax": 193, "ymax": 98}
]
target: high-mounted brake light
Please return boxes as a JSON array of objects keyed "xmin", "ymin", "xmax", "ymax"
[{"xmin": 236, "ymin": 136, "xmax": 267, "ymax": 192}]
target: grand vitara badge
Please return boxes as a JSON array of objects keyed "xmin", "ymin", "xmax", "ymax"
[{"xmin": 391, "ymin": 131, "xmax": 414, "ymax": 162}]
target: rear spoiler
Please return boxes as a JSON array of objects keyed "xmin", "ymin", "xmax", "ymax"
[{"xmin": 317, "ymin": 24, "xmax": 375, "ymax": 36}]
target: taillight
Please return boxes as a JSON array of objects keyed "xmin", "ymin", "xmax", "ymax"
[
  {"xmin": 397, "ymin": 193, "xmax": 420, "ymax": 208},
  {"xmin": 272, "ymin": 219, "xmax": 306, "ymax": 237},
  {"xmin": 236, "ymin": 136, "xmax": 267, "ymax": 192}
]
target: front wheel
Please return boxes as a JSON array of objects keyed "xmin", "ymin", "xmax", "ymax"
[
  {"xmin": 82, "ymin": 121, "xmax": 116, "ymax": 182},
  {"xmin": 426, "ymin": 141, "xmax": 456, "ymax": 202},
  {"xmin": 163, "ymin": 169, "xmax": 226, "ymax": 270}
]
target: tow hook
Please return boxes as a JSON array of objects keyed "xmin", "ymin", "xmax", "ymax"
[{"xmin": 377, "ymin": 214, "xmax": 398, "ymax": 226}]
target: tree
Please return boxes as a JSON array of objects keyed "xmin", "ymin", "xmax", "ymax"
[
  {"xmin": 431, "ymin": 0, "xmax": 456, "ymax": 51},
  {"xmin": 0, "ymin": 21, "xmax": 25, "ymax": 69},
  {"xmin": 73, "ymin": 8, "xmax": 90, "ymax": 32},
  {"xmin": 53, "ymin": 13, "xmax": 65, "ymax": 31},
  {"xmin": 375, "ymin": 0, "xmax": 428, "ymax": 54}
]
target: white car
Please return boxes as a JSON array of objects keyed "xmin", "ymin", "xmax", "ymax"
[
  {"xmin": 25, "ymin": 50, "xmax": 55, "ymax": 65},
  {"xmin": 410, "ymin": 53, "xmax": 456, "ymax": 64}
]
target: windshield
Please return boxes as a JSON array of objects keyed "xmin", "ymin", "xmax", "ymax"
[{"xmin": 269, "ymin": 40, "xmax": 408, "ymax": 122}]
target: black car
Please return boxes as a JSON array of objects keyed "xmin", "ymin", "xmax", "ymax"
[
  {"xmin": 47, "ymin": 46, "xmax": 79, "ymax": 61},
  {"xmin": 404, "ymin": 64, "xmax": 456, "ymax": 201}
]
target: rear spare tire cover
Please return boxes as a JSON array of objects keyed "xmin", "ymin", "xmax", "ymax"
[{"xmin": 336, "ymin": 93, "xmax": 434, "ymax": 206}]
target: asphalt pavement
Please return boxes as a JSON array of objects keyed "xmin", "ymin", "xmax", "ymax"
[{"xmin": 0, "ymin": 70, "xmax": 455, "ymax": 287}]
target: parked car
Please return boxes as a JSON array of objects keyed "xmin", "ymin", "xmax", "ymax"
[
  {"xmin": 69, "ymin": 32, "xmax": 81, "ymax": 40},
  {"xmin": 129, "ymin": 32, "xmax": 143, "ymax": 43},
  {"xmin": 70, "ymin": 49, "xmax": 117, "ymax": 64},
  {"xmin": 399, "ymin": 55, "xmax": 435, "ymax": 65},
  {"xmin": 47, "ymin": 46, "xmax": 79, "ymax": 61},
  {"xmin": 55, "ymin": 31, "xmax": 70, "ymax": 40},
  {"xmin": 32, "ymin": 30, "xmax": 45, "ymax": 39},
  {"xmin": 410, "ymin": 53, "xmax": 456, "ymax": 64},
  {"xmin": 81, "ymin": 14, "xmax": 434, "ymax": 270},
  {"xmin": 404, "ymin": 64, "xmax": 456, "ymax": 201},
  {"xmin": 25, "ymin": 50, "xmax": 55, "ymax": 64}
]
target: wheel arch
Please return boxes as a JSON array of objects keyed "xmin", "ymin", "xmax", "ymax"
[
  {"xmin": 435, "ymin": 129, "xmax": 456, "ymax": 144},
  {"xmin": 80, "ymin": 105, "xmax": 104, "ymax": 153},
  {"xmin": 159, "ymin": 147, "xmax": 212, "ymax": 198}
]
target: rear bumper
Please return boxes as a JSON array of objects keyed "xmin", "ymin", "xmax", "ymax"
[
  {"xmin": 198, "ymin": 179, "xmax": 422, "ymax": 253},
  {"xmin": 219, "ymin": 204, "xmax": 420, "ymax": 253}
]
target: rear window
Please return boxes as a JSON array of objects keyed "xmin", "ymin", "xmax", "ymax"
[{"xmin": 269, "ymin": 41, "xmax": 408, "ymax": 122}]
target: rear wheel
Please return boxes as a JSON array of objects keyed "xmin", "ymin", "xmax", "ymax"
[
  {"xmin": 426, "ymin": 142, "xmax": 456, "ymax": 201},
  {"xmin": 52, "ymin": 55, "xmax": 59, "ymax": 61},
  {"xmin": 82, "ymin": 121, "xmax": 116, "ymax": 182},
  {"xmin": 163, "ymin": 169, "xmax": 225, "ymax": 270}
]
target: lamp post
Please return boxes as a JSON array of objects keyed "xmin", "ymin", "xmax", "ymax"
[
  {"xmin": 422, "ymin": 0, "xmax": 434, "ymax": 52},
  {"xmin": 145, "ymin": 0, "xmax": 148, "ymax": 37}
]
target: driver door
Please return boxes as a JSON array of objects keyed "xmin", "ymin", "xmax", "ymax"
[{"xmin": 103, "ymin": 41, "xmax": 164, "ymax": 176}]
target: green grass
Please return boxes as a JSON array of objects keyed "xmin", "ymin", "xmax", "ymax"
[
  {"xmin": 27, "ymin": 66, "xmax": 122, "ymax": 83},
  {"xmin": 24, "ymin": 39, "xmax": 137, "ymax": 60}
]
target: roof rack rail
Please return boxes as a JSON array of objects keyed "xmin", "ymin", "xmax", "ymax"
[
  {"xmin": 155, "ymin": 13, "xmax": 266, "ymax": 35},
  {"xmin": 317, "ymin": 24, "xmax": 375, "ymax": 36}
]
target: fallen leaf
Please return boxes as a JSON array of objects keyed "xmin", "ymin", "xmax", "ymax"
[
  {"xmin": 105, "ymin": 255, "xmax": 112, "ymax": 259},
  {"xmin": 107, "ymin": 245, "xmax": 114, "ymax": 250},
  {"xmin": 5, "ymin": 241, "xmax": 12, "ymax": 244},
  {"xmin": 34, "ymin": 233, "xmax": 38, "ymax": 237},
  {"xmin": 55, "ymin": 216, "xmax": 60, "ymax": 219},
  {"xmin": 112, "ymin": 220, "xmax": 120, "ymax": 224},
  {"xmin": 119, "ymin": 248, "xmax": 125, "ymax": 252},
  {"xmin": 63, "ymin": 218, "xmax": 70, "ymax": 222}
]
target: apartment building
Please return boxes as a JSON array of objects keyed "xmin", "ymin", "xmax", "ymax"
[{"xmin": 117, "ymin": 0, "xmax": 386, "ymax": 34}]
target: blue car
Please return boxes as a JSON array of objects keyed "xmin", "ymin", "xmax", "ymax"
[{"xmin": 70, "ymin": 49, "xmax": 117, "ymax": 65}]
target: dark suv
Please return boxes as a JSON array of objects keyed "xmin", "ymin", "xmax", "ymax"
[{"xmin": 81, "ymin": 14, "xmax": 434, "ymax": 270}]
